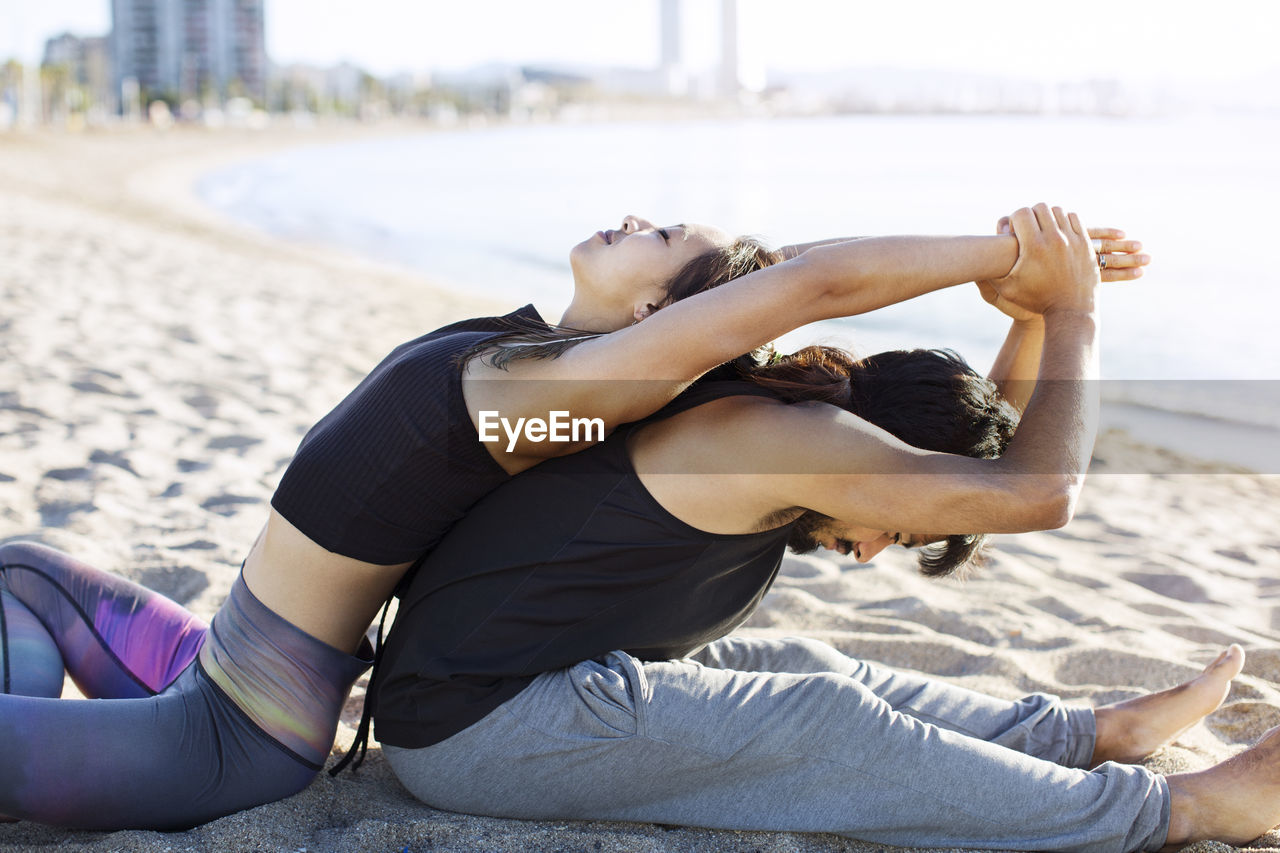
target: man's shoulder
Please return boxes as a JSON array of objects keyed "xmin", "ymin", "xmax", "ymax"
[{"xmin": 634, "ymin": 394, "xmax": 840, "ymax": 478}]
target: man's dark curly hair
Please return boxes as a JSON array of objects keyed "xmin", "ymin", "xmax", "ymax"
[{"xmin": 740, "ymin": 344, "xmax": 1020, "ymax": 578}]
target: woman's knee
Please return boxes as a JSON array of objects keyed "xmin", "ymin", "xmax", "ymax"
[
  {"xmin": 0, "ymin": 540, "xmax": 57, "ymax": 572},
  {"xmin": 0, "ymin": 587, "xmax": 66, "ymax": 697}
]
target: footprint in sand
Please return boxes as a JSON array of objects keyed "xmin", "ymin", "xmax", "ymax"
[
  {"xmin": 128, "ymin": 564, "xmax": 209, "ymax": 605},
  {"xmin": 1052, "ymin": 569, "xmax": 1110, "ymax": 590},
  {"xmin": 38, "ymin": 500, "xmax": 97, "ymax": 527},
  {"xmin": 1120, "ymin": 570, "xmax": 1211, "ymax": 604},
  {"xmin": 1204, "ymin": 700, "xmax": 1280, "ymax": 743},
  {"xmin": 205, "ymin": 435, "xmax": 263, "ymax": 453},
  {"xmin": 168, "ymin": 324, "xmax": 197, "ymax": 344},
  {"xmin": 1130, "ymin": 602, "xmax": 1186, "ymax": 619},
  {"xmin": 89, "ymin": 449, "xmax": 138, "ymax": 475},
  {"xmin": 1242, "ymin": 647, "xmax": 1280, "ymax": 684},
  {"xmin": 1160, "ymin": 622, "xmax": 1246, "ymax": 647},
  {"xmin": 70, "ymin": 369, "xmax": 138, "ymax": 398},
  {"xmin": 44, "ymin": 467, "xmax": 91, "ymax": 482},
  {"xmin": 1055, "ymin": 648, "xmax": 1192, "ymax": 689},
  {"xmin": 183, "ymin": 393, "xmax": 219, "ymax": 418},
  {"xmin": 171, "ymin": 539, "xmax": 218, "ymax": 551},
  {"xmin": 200, "ymin": 494, "xmax": 262, "ymax": 516}
]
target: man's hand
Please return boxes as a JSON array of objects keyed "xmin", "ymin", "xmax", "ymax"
[
  {"xmin": 984, "ymin": 204, "xmax": 1100, "ymax": 316},
  {"xmin": 977, "ymin": 215, "xmax": 1149, "ymax": 321}
]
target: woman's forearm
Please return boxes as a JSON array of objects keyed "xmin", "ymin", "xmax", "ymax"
[
  {"xmin": 777, "ymin": 235, "xmax": 866, "ymax": 260},
  {"xmin": 801, "ymin": 234, "xmax": 1019, "ymax": 319},
  {"xmin": 988, "ymin": 317, "xmax": 1045, "ymax": 414}
]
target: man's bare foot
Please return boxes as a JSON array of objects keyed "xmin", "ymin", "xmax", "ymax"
[
  {"xmin": 1165, "ymin": 725, "xmax": 1280, "ymax": 848},
  {"xmin": 1092, "ymin": 645, "xmax": 1244, "ymax": 765}
]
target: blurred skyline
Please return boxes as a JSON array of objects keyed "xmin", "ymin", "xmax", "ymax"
[{"xmin": 7, "ymin": 0, "xmax": 1280, "ymax": 86}]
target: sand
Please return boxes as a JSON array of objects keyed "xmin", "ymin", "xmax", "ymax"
[{"xmin": 1, "ymin": 124, "xmax": 1278, "ymax": 853}]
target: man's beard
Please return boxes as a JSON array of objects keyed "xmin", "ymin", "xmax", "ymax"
[{"xmin": 786, "ymin": 510, "xmax": 828, "ymax": 554}]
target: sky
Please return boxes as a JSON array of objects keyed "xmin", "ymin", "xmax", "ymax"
[{"xmin": 5, "ymin": 0, "xmax": 1280, "ymax": 85}]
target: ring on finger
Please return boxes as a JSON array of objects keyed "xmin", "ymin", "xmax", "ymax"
[{"xmin": 1096, "ymin": 253, "xmax": 1108, "ymax": 270}]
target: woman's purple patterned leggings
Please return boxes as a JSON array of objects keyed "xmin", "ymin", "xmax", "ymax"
[
  {"xmin": 0, "ymin": 542, "xmax": 207, "ymax": 700},
  {"xmin": 0, "ymin": 540, "xmax": 371, "ymax": 830}
]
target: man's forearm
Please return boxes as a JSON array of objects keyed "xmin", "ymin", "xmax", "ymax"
[
  {"xmin": 988, "ymin": 317, "xmax": 1045, "ymax": 414},
  {"xmin": 996, "ymin": 309, "xmax": 1100, "ymax": 505},
  {"xmin": 803, "ymin": 235, "xmax": 1019, "ymax": 319}
]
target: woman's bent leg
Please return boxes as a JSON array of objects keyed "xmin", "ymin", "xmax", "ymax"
[
  {"xmin": 0, "ymin": 573, "xmax": 371, "ymax": 829},
  {"xmin": 385, "ymin": 652, "xmax": 1169, "ymax": 853},
  {"xmin": 0, "ymin": 541, "xmax": 206, "ymax": 698},
  {"xmin": 0, "ymin": 664, "xmax": 316, "ymax": 829},
  {"xmin": 0, "ymin": 588, "xmax": 64, "ymax": 697},
  {"xmin": 693, "ymin": 635, "xmax": 1095, "ymax": 767}
]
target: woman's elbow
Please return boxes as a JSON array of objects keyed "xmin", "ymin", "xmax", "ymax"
[{"xmin": 788, "ymin": 251, "xmax": 863, "ymax": 314}]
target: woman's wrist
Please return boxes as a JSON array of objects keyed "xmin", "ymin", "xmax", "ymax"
[{"xmin": 966, "ymin": 234, "xmax": 1020, "ymax": 284}]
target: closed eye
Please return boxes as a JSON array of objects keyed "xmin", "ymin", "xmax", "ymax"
[{"xmin": 658, "ymin": 228, "xmax": 670, "ymax": 244}]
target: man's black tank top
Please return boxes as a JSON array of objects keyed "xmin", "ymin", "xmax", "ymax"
[
  {"xmin": 270, "ymin": 305, "xmax": 545, "ymax": 565},
  {"xmin": 373, "ymin": 379, "xmax": 796, "ymax": 749}
]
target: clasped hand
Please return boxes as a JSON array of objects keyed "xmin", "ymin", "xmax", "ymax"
[{"xmin": 979, "ymin": 203, "xmax": 1151, "ymax": 321}]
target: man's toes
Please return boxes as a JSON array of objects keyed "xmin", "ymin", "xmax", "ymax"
[{"xmin": 1203, "ymin": 644, "xmax": 1245, "ymax": 681}]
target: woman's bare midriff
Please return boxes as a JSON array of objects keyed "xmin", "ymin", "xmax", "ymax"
[{"xmin": 240, "ymin": 511, "xmax": 413, "ymax": 654}]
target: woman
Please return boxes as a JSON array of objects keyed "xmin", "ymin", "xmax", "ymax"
[{"xmin": 0, "ymin": 206, "xmax": 1147, "ymax": 829}]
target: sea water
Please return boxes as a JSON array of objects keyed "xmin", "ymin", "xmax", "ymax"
[{"xmin": 199, "ymin": 113, "xmax": 1280, "ymax": 470}]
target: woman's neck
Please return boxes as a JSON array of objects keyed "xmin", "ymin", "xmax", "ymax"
[{"xmin": 559, "ymin": 294, "xmax": 627, "ymax": 333}]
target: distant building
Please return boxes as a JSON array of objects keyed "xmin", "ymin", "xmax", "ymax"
[
  {"xmin": 41, "ymin": 32, "xmax": 116, "ymax": 119},
  {"xmin": 110, "ymin": 0, "xmax": 267, "ymax": 109},
  {"xmin": 659, "ymin": 0, "xmax": 686, "ymax": 96}
]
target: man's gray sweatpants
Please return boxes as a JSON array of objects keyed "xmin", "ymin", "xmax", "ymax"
[{"xmin": 384, "ymin": 636, "xmax": 1170, "ymax": 853}]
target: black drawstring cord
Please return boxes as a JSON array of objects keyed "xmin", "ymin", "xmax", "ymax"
[{"xmin": 329, "ymin": 594, "xmax": 393, "ymax": 776}]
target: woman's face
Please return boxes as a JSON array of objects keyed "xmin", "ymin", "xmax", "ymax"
[{"xmin": 569, "ymin": 215, "xmax": 730, "ymax": 307}]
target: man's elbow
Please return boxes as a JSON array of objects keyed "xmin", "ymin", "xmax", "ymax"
[{"xmin": 1022, "ymin": 478, "xmax": 1083, "ymax": 531}]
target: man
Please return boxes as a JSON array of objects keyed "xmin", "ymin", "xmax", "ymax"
[{"xmin": 372, "ymin": 206, "xmax": 1280, "ymax": 851}]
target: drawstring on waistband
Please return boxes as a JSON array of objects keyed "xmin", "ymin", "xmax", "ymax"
[{"xmin": 329, "ymin": 593, "xmax": 393, "ymax": 776}]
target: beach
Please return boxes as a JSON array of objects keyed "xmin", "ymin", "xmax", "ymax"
[{"xmin": 1, "ymin": 125, "xmax": 1278, "ymax": 852}]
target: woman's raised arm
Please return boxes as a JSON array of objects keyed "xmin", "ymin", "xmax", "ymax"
[{"xmin": 469, "ymin": 230, "xmax": 1022, "ymax": 460}]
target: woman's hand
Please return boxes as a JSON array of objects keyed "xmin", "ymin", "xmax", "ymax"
[{"xmin": 978, "ymin": 212, "xmax": 1150, "ymax": 319}]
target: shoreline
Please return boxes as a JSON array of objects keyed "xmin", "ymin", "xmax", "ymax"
[{"xmin": 2, "ymin": 125, "xmax": 1278, "ymax": 852}]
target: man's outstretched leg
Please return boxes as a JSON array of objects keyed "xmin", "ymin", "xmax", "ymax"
[
  {"xmin": 1091, "ymin": 645, "xmax": 1244, "ymax": 766},
  {"xmin": 697, "ymin": 637, "xmax": 1247, "ymax": 771},
  {"xmin": 1166, "ymin": 725, "xmax": 1280, "ymax": 847},
  {"xmin": 386, "ymin": 650, "xmax": 1173, "ymax": 852}
]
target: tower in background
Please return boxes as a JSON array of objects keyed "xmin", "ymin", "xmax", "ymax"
[
  {"xmin": 718, "ymin": 0, "xmax": 740, "ymax": 101},
  {"xmin": 659, "ymin": 0, "xmax": 686, "ymax": 96}
]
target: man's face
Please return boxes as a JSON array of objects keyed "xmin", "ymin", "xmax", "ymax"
[{"xmin": 788, "ymin": 512, "xmax": 940, "ymax": 563}]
